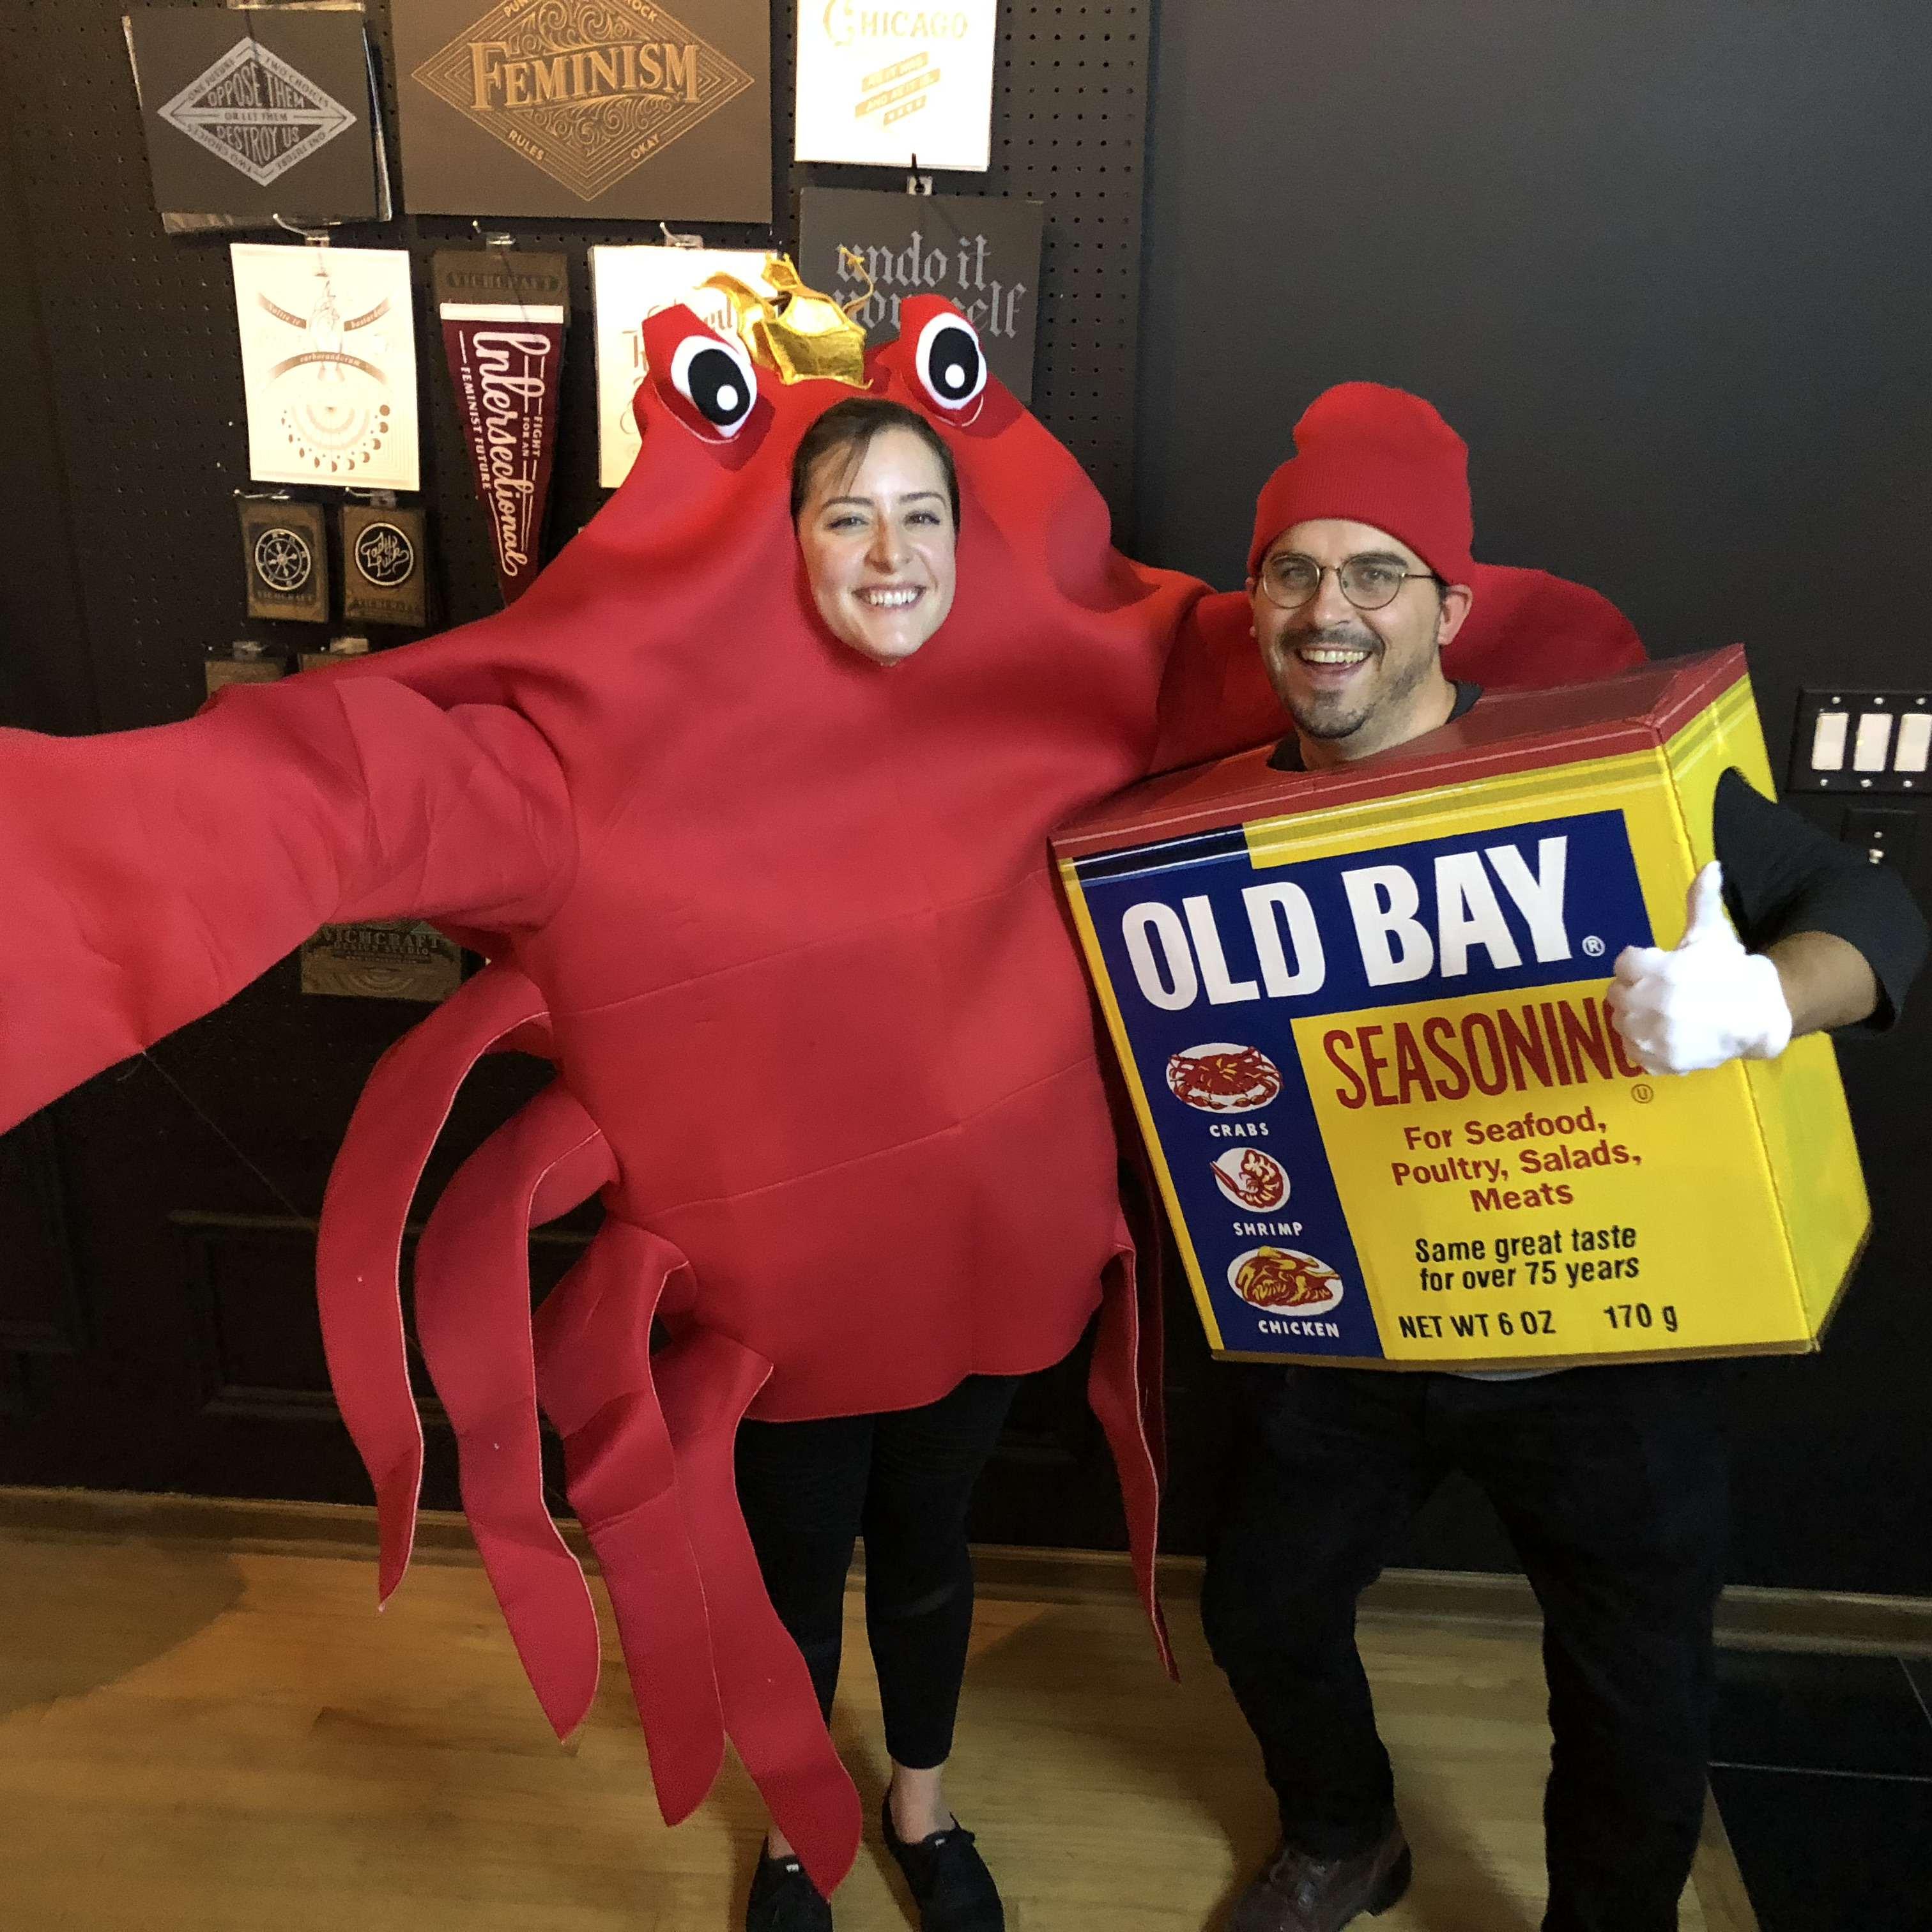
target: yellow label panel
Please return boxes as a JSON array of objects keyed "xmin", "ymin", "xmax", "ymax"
[{"xmin": 1297, "ymin": 982, "xmax": 1806, "ymax": 1361}]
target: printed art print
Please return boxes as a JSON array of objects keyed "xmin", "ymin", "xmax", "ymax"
[
  {"xmin": 392, "ymin": 0, "xmax": 771, "ymax": 220},
  {"xmin": 123, "ymin": 4, "xmax": 387, "ymax": 224},
  {"xmin": 798, "ymin": 187, "xmax": 1041, "ymax": 401},
  {"xmin": 793, "ymin": 0, "xmax": 997, "ymax": 170},
  {"xmin": 591, "ymin": 244, "xmax": 773, "ymax": 487},
  {"xmin": 231, "ymin": 243, "xmax": 421, "ymax": 491},
  {"xmin": 436, "ymin": 252, "xmax": 569, "ymax": 604}
]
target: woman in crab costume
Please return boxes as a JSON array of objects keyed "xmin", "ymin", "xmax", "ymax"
[{"xmin": 0, "ymin": 279, "xmax": 1641, "ymax": 1922}]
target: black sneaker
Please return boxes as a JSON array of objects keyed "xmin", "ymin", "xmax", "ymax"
[
  {"xmin": 880, "ymin": 1795, "xmax": 1006, "ymax": 1932},
  {"xmin": 745, "ymin": 1843, "xmax": 833, "ymax": 1932}
]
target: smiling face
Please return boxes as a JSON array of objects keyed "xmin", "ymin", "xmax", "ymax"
[
  {"xmin": 795, "ymin": 424, "xmax": 959, "ymax": 667},
  {"xmin": 1251, "ymin": 517, "xmax": 1471, "ymax": 764}
]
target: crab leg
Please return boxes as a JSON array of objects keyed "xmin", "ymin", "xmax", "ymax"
[
  {"xmin": 532, "ymin": 1222, "xmax": 731, "ymax": 1832},
  {"xmin": 314, "ymin": 964, "xmax": 552, "ymax": 1605},
  {"xmin": 411, "ymin": 1080, "xmax": 615, "ymax": 1741},
  {"xmin": 1086, "ymin": 1228, "xmax": 1176, "ymax": 1679},
  {"xmin": 533, "ymin": 1228, "xmax": 862, "ymax": 1892},
  {"xmin": 653, "ymin": 1326, "xmax": 866, "ymax": 1899}
]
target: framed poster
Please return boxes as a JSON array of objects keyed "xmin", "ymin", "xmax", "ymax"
[
  {"xmin": 232, "ymin": 243, "xmax": 420, "ymax": 491},
  {"xmin": 797, "ymin": 187, "xmax": 1041, "ymax": 402},
  {"xmin": 592, "ymin": 245, "xmax": 773, "ymax": 487},
  {"xmin": 341, "ymin": 503, "xmax": 431, "ymax": 625},
  {"xmin": 793, "ymin": 0, "xmax": 996, "ymax": 171},
  {"xmin": 238, "ymin": 497, "xmax": 329, "ymax": 622},
  {"xmin": 123, "ymin": 4, "xmax": 386, "ymax": 224},
  {"xmin": 392, "ymin": 0, "xmax": 771, "ymax": 219}
]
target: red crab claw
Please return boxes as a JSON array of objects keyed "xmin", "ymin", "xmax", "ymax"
[
  {"xmin": 1147, "ymin": 566, "xmax": 1650, "ymax": 778},
  {"xmin": 315, "ymin": 963, "xmax": 551, "ymax": 1606},
  {"xmin": 412, "ymin": 1082, "xmax": 616, "ymax": 1740},
  {"xmin": 531, "ymin": 1222, "xmax": 730, "ymax": 1830}
]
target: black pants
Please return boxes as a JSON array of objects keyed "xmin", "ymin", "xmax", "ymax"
[
  {"xmin": 736, "ymin": 1374, "xmax": 1020, "ymax": 1770},
  {"xmin": 1200, "ymin": 1363, "xmax": 1731, "ymax": 1932}
]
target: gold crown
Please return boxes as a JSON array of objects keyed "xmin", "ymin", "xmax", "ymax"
[{"xmin": 700, "ymin": 254, "xmax": 869, "ymax": 388}]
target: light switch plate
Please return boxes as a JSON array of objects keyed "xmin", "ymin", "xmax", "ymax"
[
  {"xmin": 1788, "ymin": 690, "xmax": 1932, "ymax": 793},
  {"xmin": 1841, "ymin": 805, "xmax": 1919, "ymax": 873}
]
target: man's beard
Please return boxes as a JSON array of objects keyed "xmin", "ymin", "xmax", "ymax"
[
  {"xmin": 1284, "ymin": 622, "xmax": 1383, "ymax": 740},
  {"xmin": 1282, "ymin": 620, "xmax": 1439, "ymax": 742}
]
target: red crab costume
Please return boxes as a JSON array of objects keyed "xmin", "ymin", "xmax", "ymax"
[{"xmin": 0, "ymin": 284, "xmax": 1641, "ymax": 1893}]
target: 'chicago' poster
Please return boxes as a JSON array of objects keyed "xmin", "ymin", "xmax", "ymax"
[
  {"xmin": 231, "ymin": 243, "xmax": 421, "ymax": 491},
  {"xmin": 392, "ymin": 0, "xmax": 771, "ymax": 219},
  {"xmin": 793, "ymin": 0, "xmax": 996, "ymax": 170}
]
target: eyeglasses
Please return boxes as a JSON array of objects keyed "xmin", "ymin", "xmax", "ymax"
[{"xmin": 1258, "ymin": 552, "xmax": 1438, "ymax": 612}]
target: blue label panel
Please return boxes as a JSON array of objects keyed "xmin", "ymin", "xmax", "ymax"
[{"xmin": 1076, "ymin": 811, "xmax": 1655, "ymax": 1357}]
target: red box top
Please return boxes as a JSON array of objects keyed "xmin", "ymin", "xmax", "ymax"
[{"xmin": 1054, "ymin": 644, "xmax": 1747, "ymax": 861}]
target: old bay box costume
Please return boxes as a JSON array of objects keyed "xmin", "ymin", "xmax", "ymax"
[{"xmin": 1055, "ymin": 647, "xmax": 1874, "ymax": 1370}]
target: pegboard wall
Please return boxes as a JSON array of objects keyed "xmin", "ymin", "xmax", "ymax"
[{"xmin": 0, "ymin": 0, "xmax": 1156, "ymax": 733}]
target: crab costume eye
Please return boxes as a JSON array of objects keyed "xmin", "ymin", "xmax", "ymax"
[
  {"xmin": 913, "ymin": 308, "xmax": 987, "ymax": 412},
  {"xmin": 668, "ymin": 329, "xmax": 758, "ymax": 437}
]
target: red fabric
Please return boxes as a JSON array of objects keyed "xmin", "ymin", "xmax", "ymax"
[
  {"xmin": 315, "ymin": 965, "xmax": 553, "ymax": 1605},
  {"xmin": 413, "ymin": 1080, "xmax": 613, "ymax": 1739},
  {"xmin": 0, "ymin": 304, "xmax": 1629, "ymax": 1892},
  {"xmin": 1450, "ymin": 562, "xmax": 1648, "ymax": 687},
  {"xmin": 1247, "ymin": 381, "xmax": 1477, "ymax": 583},
  {"xmin": 530, "ymin": 1222, "xmax": 735, "ymax": 1843}
]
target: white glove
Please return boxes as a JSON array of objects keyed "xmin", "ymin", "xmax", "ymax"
[{"xmin": 1606, "ymin": 862, "xmax": 1793, "ymax": 1075}]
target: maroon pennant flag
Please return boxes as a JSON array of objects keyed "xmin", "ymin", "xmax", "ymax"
[{"xmin": 433, "ymin": 250, "xmax": 569, "ymax": 603}]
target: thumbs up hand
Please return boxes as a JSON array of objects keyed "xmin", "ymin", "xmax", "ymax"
[{"xmin": 1606, "ymin": 862, "xmax": 1793, "ymax": 1075}]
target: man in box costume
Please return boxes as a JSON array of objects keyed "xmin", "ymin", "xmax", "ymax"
[{"xmin": 1193, "ymin": 384, "xmax": 1927, "ymax": 1932}]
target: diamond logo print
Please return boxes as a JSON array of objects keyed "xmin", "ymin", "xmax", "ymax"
[
  {"xmin": 412, "ymin": 0, "xmax": 754, "ymax": 204},
  {"xmin": 159, "ymin": 40, "xmax": 357, "ymax": 188}
]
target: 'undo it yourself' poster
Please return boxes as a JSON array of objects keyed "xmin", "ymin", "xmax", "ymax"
[{"xmin": 1055, "ymin": 648, "xmax": 1868, "ymax": 1372}]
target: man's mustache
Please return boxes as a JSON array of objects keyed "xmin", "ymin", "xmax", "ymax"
[{"xmin": 1286, "ymin": 624, "xmax": 1381, "ymax": 654}]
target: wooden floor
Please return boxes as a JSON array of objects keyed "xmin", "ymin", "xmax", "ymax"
[{"xmin": 0, "ymin": 1519, "xmax": 1756, "ymax": 1931}]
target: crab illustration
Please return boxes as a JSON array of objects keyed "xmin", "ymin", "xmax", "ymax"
[{"xmin": 0, "ymin": 282, "xmax": 1641, "ymax": 1893}]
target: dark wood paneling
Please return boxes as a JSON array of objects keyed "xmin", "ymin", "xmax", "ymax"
[{"xmin": 0, "ymin": 1117, "xmax": 88, "ymax": 1356}]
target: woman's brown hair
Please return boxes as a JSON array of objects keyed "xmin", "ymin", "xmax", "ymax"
[{"xmin": 790, "ymin": 397, "xmax": 960, "ymax": 530}]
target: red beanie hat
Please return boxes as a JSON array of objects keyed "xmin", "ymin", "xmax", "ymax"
[{"xmin": 1248, "ymin": 382, "xmax": 1476, "ymax": 585}]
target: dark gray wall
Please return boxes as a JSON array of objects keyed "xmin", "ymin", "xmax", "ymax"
[{"xmin": 1135, "ymin": 0, "xmax": 1932, "ymax": 1595}]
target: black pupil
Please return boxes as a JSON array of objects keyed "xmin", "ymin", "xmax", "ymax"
[
  {"xmin": 687, "ymin": 347, "xmax": 749, "ymax": 424},
  {"xmin": 926, "ymin": 326, "xmax": 980, "ymax": 401}
]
